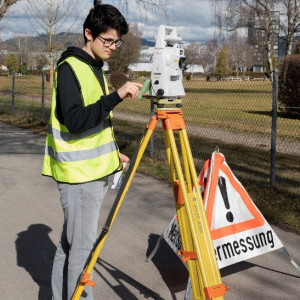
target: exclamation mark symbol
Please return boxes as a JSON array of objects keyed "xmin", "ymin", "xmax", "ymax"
[{"xmin": 218, "ymin": 176, "xmax": 234, "ymax": 223}]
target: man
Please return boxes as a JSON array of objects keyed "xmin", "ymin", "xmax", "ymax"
[{"xmin": 42, "ymin": 3, "xmax": 142, "ymax": 299}]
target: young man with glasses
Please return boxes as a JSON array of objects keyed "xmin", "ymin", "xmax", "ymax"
[{"xmin": 42, "ymin": 3, "xmax": 142, "ymax": 299}]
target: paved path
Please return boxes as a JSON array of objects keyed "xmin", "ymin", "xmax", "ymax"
[{"xmin": 0, "ymin": 121, "xmax": 299, "ymax": 299}]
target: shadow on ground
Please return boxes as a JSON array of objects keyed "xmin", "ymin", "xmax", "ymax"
[{"xmin": 15, "ymin": 224, "xmax": 56, "ymax": 300}]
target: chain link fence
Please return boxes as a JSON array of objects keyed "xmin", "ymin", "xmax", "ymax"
[{"xmin": 0, "ymin": 71, "xmax": 299, "ymax": 201}]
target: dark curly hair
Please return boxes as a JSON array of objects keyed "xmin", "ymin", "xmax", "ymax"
[{"xmin": 83, "ymin": 4, "xmax": 128, "ymax": 43}]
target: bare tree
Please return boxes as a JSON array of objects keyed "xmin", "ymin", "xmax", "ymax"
[
  {"xmin": 201, "ymin": 38, "xmax": 219, "ymax": 72},
  {"xmin": 185, "ymin": 41, "xmax": 202, "ymax": 76},
  {"xmin": 13, "ymin": 33, "xmax": 30, "ymax": 71},
  {"xmin": 94, "ymin": 0, "xmax": 184, "ymax": 19},
  {"xmin": 25, "ymin": 0, "xmax": 181, "ymax": 87},
  {"xmin": 26, "ymin": 0, "xmax": 84, "ymax": 87},
  {"xmin": 100, "ymin": 0, "xmax": 169, "ymax": 14},
  {"xmin": 210, "ymin": 0, "xmax": 281, "ymax": 80},
  {"xmin": 0, "ymin": 0, "xmax": 19, "ymax": 19},
  {"xmin": 278, "ymin": 0, "xmax": 300, "ymax": 55},
  {"xmin": 227, "ymin": 31, "xmax": 254, "ymax": 76}
]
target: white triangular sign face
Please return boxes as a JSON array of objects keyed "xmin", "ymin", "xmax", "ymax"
[
  {"xmin": 211, "ymin": 171, "xmax": 254, "ymax": 230},
  {"xmin": 161, "ymin": 151, "xmax": 284, "ymax": 269},
  {"xmin": 198, "ymin": 151, "xmax": 283, "ymax": 268}
]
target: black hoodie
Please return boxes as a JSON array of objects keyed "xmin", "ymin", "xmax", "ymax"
[{"xmin": 56, "ymin": 47, "xmax": 122, "ymax": 133}]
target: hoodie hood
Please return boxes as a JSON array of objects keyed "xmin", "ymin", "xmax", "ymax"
[{"xmin": 57, "ymin": 46, "xmax": 104, "ymax": 68}]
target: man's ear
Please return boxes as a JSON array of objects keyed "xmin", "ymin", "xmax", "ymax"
[{"xmin": 84, "ymin": 28, "xmax": 93, "ymax": 42}]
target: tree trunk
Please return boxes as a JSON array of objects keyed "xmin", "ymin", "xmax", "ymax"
[
  {"xmin": 266, "ymin": 37, "xmax": 273, "ymax": 82},
  {"xmin": 0, "ymin": 0, "xmax": 18, "ymax": 20},
  {"xmin": 49, "ymin": 0, "xmax": 54, "ymax": 88},
  {"xmin": 49, "ymin": 51, "xmax": 54, "ymax": 88}
]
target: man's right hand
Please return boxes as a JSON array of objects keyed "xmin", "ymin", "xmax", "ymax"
[{"xmin": 117, "ymin": 82, "xmax": 142, "ymax": 99}]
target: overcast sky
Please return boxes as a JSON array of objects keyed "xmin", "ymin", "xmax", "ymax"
[{"xmin": 0, "ymin": 0, "xmax": 216, "ymax": 43}]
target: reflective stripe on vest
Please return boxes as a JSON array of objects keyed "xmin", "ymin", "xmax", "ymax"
[
  {"xmin": 42, "ymin": 56, "xmax": 121, "ymax": 183},
  {"xmin": 45, "ymin": 141, "xmax": 117, "ymax": 162}
]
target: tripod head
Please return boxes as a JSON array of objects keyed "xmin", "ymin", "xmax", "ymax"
[{"xmin": 138, "ymin": 25, "xmax": 186, "ymax": 109}]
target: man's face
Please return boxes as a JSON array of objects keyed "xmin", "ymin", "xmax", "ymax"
[{"xmin": 84, "ymin": 28, "xmax": 120, "ymax": 60}]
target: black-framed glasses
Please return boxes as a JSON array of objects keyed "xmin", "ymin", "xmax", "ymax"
[{"xmin": 97, "ymin": 35, "xmax": 123, "ymax": 48}]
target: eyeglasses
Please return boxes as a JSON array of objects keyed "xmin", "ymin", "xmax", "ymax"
[{"xmin": 97, "ymin": 35, "xmax": 123, "ymax": 48}]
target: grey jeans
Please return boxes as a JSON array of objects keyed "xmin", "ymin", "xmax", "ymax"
[{"xmin": 52, "ymin": 178, "xmax": 108, "ymax": 300}]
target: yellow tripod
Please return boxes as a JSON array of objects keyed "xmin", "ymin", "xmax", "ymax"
[{"xmin": 72, "ymin": 98, "xmax": 228, "ymax": 300}]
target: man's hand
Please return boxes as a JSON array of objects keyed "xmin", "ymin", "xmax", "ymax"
[
  {"xmin": 117, "ymin": 82, "xmax": 142, "ymax": 99},
  {"xmin": 119, "ymin": 152, "xmax": 130, "ymax": 169}
]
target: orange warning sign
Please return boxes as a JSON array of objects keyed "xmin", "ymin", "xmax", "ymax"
[{"xmin": 200, "ymin": 152, "xmax": 265, "ymax": 240}]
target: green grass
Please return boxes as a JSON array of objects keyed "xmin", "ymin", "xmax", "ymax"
[
  {"xmin": 116, "ymin": 79, "xmax": 300, "ymax": 142},
  {"xmin": 0, "ymin": 75, "xmax": 299, "ymax": 234}
]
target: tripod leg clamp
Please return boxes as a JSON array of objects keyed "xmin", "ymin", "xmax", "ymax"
[
  {"xmin": 204, "ymin": 283, "xmax": 230, "ymax": 298},
  {"xmin": 173, "ymin": 181, "xmax": 184, "ymax": 205},
  {"xmin": 80, "ymin": 271, "xmax": 95, "ymax": 287},
  {"xmin": 178, "ymin": 250, "xmax": 197, "ymax": 263}
]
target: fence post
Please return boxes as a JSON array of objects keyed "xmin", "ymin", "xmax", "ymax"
[
  {"xmin": 41, "ymin": 70, "xmax": 45, "ymax": 124},
  {"xmin": 270, "ymin": 69, "xmax": 278, "ymax": 188},
  {"xmin": 11, "ymin": 71, "xmax": 15, "ymax": 115}
]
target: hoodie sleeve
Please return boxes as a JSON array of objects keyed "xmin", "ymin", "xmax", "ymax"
[{"xmin": 56, "ymin": 63, "xmax": 123, "ymax": 134}]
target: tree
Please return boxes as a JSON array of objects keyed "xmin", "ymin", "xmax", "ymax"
[
  {"xmin": 35, "ymin": 52, "xmax": 49, "ymax": 70},
  {"xmin": 210, "ymin": 0, "xmax": 282, "ymax": 80},
  {"xmin": 25, "ymin": 0, "xmax": 177, "ymax": 87},
  {"xmin": 107, "ymin": 23, "xmax": 142, "ymax": 73},
  {"xmin": 0, "ymin": 0, "xmax": 18, "ymax": 19},
  {"xmin": 26, "ymin": 0, "xmax": 84, "ymax": 87},
  {"xmin": 185, "ymin": 41, "xmax": 202, "ymax": 75},
  {"xmin": 13, "ymin": 33, "xmax": 30, "ymax": 73},
  {"xmin": 95, "ymin": 0, "xmax": 170, "ymax": 15},
  {"xmin": 201, "ymin": 38, "xmax": 220, "ymax": 72},
  {"xmin": 214, "ymin": 45, "xmax": 231, "ymax": 78},
  {"xmin": 227, "ymin": 32, "xmax": 254, "ymax": 75},
  {"xmin": 278, "ymin": 0, "xmax": 300, "ymax": 55},
  {"xmin": 4, "ymin": 53, "xmax": 18, "ymax": 73}
]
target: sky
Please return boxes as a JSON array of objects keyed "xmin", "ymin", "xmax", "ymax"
[{"xmin": 0, "ymin": 0, "xmax": 216, "ymax": 43}]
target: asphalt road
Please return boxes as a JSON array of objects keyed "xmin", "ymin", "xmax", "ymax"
[{"xmin": 0, "ymin": 121, "xmax": 299, "ymax": 300}]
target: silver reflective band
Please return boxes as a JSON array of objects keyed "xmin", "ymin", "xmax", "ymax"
[
  {"xmin": 48, "ymin": 119, "xmax": 111, "ymax": 142},
  {"xmin": 45, "ymin": 141, "xmax": 117, "ymax": 162}
]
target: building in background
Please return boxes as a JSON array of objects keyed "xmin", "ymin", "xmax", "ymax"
[{"xmin": 248, "ymin": 10, "xmax": 280, "ymax": 72}]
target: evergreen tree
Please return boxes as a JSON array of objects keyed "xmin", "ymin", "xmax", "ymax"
[
  {"xmin": 4, "ymin": 53, "xmax": 19, "ymax": 73},
  {"xmin": 214, "ymin": 45, "xmax": 231, "ymax": 78}
]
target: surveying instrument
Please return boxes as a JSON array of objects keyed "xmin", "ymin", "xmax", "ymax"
[{"xmin": 72, "ymin": 25, "xmax": 229, "ymax": 300}]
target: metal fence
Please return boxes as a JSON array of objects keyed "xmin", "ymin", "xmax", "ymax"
[{"xmin": 0, "ymin": 71, "xmax": 299, "ymax": 199}]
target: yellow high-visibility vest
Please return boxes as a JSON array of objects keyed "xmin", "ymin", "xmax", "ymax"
[{"xmin": 42, "ymin": 56, "xmax": 122, "ymax": 183}]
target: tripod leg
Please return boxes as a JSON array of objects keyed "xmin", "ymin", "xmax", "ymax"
[
  {"xmin": 164, "ymin": 127, "xmax": 205, "ymax": 300},
  {"xmin": 179, "ymin": 128, "xmax": 226, "ymax": 299},
  {"xmin": 71, "ymin": 117, "xmax": 158, "ymax": 300},
  {"xmin": 163, "ymin": 118, "xmax": 227, "ymax": 299}
]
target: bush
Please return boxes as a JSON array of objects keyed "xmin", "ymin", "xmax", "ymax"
[
  {"xmin": 185, "ymin": 73, "xmax": 191, "ymax": 81},
  {"xmin": 26, "ymin": 70, "xmax": 43, "ymax": 76},
  {"xmin": 278, "ymin": 54, "xmax": 300, "ymax": 113},
  {"xmin": 232, "ymin": 71, "xmax": 265, "ymax": 79},
  {"xmin": 109, "ymin": 72, "xmax": 128, "ymax": 89}
]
